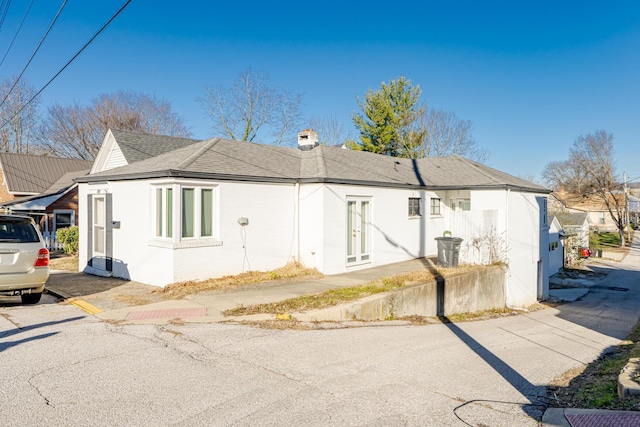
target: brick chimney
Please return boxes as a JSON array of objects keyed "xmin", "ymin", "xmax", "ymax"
[{"xmin": 297, "ymin": 129, "xmax": 319, "ymax": 151}]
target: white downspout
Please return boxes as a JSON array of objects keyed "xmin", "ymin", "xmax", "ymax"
[
  {"xmin": 505, "ymin": 188, "xmax": 511, "ymax": 307},
  {"xmin": 295, "ymin": 182, "xmax": 300, "ymax": 263}
]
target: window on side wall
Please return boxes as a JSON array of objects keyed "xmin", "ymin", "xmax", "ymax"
[
  {"xmin": 430, "ymin": 198, "xmax": 441, "ymax": 215},
  {"xmin": 408, "ymin": 198, "xmax": 421, "ymax": 217},
  {"xmin": 599, "ymin": 212, "xmax": 605, "ymax": 224},
  {"xmin": 154, "ymin": 184, "xmax": 216, "ymax": 241}
]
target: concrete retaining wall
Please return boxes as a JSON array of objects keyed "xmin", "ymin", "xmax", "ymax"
[{"xmin": 299, "ymin": 266, "xmax": 506, "ymax": 322}]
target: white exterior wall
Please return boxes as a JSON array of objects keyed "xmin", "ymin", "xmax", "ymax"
[
  {"xmin": 470, "ymin": 189, "xmax": 547, "ymax": 308},
  {"xmin": 548, "ymin": 219, "xmax": 564, "ymax": 275},
  {"xmin": 298, "ymin": 184, "xmax": 325, "ymax": 271},
  {"xmin": 172, "ymin": 181, "xmax": 297, "ymax": 284},
  {"xmin": 79, "ymin": 180, "xmax": 176, "ymax": 285},
  {"xmin": 310, "ymin": 184, "xmax": 440, "ymax": 276},
  {"xmin": 80, "ymin": 179, "xmax": 296, "ymax": 287}
]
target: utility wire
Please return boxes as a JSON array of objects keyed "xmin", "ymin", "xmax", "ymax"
[
  {"xmin": 0, "ymin": 0, "xmax": 132, "ymax": 132},
  {"xmin": 0, "ymin": 0, "xmax": 11, "ymax": 31},
  {"xmin": 0, "ymin": 0, "xmax": 66, "ymax": 108},
  {"xmin": 0, "ymin": 0, "xmax": 35, "ymax": 69}
]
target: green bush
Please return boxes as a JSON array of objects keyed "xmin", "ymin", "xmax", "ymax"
[{"xmin": 56, "ymin": 226, "xmax": 79, "ymax": 255}]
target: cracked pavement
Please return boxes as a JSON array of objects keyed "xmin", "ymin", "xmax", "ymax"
[{"xmin": 2, "ymin": 252, "xmax": 640, "ymax": 425}]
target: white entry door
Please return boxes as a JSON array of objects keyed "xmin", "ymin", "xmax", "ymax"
[
  {"xmin": 87, "ymin": 193, "xmax": 112, "ymax": 275},
  {"xmin": 346, "ymin": 198, "xmax": 371, "ymax": 265}
]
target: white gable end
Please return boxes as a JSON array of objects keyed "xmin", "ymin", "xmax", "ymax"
[
  {"xmin": 91, "ymin": 129, "xmax": 129, "ymax": 174},
  {"xmin": 104, "ymin": 143, "xmax": 127, "ymax": 171}
]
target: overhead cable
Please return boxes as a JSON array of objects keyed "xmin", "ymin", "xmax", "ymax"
[
  {"xmin": 0, "ymin": 0, "xmax": 67, "ymax": 108},
  {"xmin": 0, "ymin": 0, "xmax": 132, "ymax": 132},
  {"xmin": 0, "ymin": 0, "xmax": 11, "ymax": 31},
  {"xmin": 0, "ymin": 0, "xmax": 35, "ymax": 69}
]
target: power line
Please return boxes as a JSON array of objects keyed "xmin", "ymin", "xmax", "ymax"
[
  {"xmin": 0, "ymin": 0, "xmax": 133, "ymax": 133},
  {"xmin": 0, "ymin": 0, "xmax": 11, "ymax": 31},
  {"xmin": 0, "ymin": 0, "xmax": 35, "ymax": 69},
  {"xmin": 0, "ymin": 0, "xmax": 67, "ymax": 109}
]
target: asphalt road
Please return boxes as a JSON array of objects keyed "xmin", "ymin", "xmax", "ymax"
[{"xmin": 2, "ymin": 254, "xmax": 640, "ymax": 426}]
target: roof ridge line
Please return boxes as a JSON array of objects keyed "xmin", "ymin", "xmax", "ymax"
[
  {"xmin": 315, "ymin": 145, "xmax": 328, "ymax": 178},
  {"xmin": 176, "ymin": 138, "xmax": 221, "ymax": 170},
  {"xmin": 455, "ymin": 156, "xmax": 501, "ymax": 184}
]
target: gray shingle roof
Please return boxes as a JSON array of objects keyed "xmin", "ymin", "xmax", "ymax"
[
  {"xmin": 558, "ymin": 212, "xmax": 590, "ymax": 226},
  {"xmin": 0, "ymin": 153, "xmax": 93, "ymax": 194},
  {"xmin": 110, "ymin": 129, "xmax": 200, "ymax": 163},
  {"xmin": 79, "ymin": 133, "xmax": 549, "ymax": 193}
]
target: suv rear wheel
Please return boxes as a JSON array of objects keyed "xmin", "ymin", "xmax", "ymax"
[{"xmin": 21, "ymin": 293, "xmax": 41, "ymax": 304}]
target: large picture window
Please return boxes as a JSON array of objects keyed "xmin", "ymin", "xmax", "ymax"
[{"xmin": 153, "ymin": 183, "xmax": 217, "ymax": 243}]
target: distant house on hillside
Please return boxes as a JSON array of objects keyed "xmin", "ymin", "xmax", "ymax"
[
  {"xmin": 629, "ymin": 194, "xmax": 640, "ymax": 226},
  {"xmin": 553, "ymin": 191, "xmax": 619, "ymax": 233},
  {"xmin": 0, "ymin": 153, "xmax": 92, "ymax": 245}
]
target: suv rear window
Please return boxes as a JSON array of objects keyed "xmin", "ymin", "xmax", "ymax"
[{"xmin": 0, "ymin": 218, "xmax": 40, "ymax": 243}]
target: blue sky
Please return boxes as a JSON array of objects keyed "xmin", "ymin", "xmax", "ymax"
[{"xmin": 2, "ymin": 1, "xmax": 639, "ymax": 183}]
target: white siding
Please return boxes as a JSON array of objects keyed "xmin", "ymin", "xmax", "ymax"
[
  {"xmin": 548, "ymin": 219, "xmax": 564, "ymax": 275},
  {"xmin": 104, "ymin": 143, "xmax": 127, "ymax": 171},
  {"xmin": 80, "ymin": 177, "xmax": 548, "ymax": 304},
  {"xmin": 80, "ymin": 179, "xmax": 296, "ymax": 287},
  {"xmin": 311, "ymin": 184, "xmax": 440, "ymax": 275}
]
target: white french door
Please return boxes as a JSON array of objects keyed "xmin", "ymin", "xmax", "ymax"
[{"xmin": 346, "ymin": 197, "xmax": 371, "ymax": 265}]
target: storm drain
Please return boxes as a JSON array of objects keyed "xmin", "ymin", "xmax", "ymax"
[
  {"xmin": 125, "ymin": 307, "xmax": 207, "ymax": 321},
  {"xmin": 566, "ymin": 411, "xmax": 640, "ymax": 426}
]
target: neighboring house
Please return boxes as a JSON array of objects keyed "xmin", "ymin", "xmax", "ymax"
[
  {"xmin": 1, "ymin": 170, "xmax": 89, "ymax": 238},
  {"xmin": 555, "ymin": 191, "xmax": 619, "ymax": 233},
  {"xmin": 0, "ymin": 153, "xmax": 93, "ymax": 241},
  {"xmin": 547, "ymin": 215, "xmax": 565, "ymax": 275},
  {"xmin": 555, "ymin": 212, "xmax": 590, "ymax": 266},
  {"xmin": 77, "ymin": 129, "xmax": 551, "ymax": 309},
  {"xmin": 628, "ymin": 195, "xmax": 640, "ymax": 226}
]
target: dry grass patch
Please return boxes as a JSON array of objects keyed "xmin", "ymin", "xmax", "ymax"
[
  {"xmin": 159, "ymin": 262, "xmax": 323, "ymax": 298},
  {"xmin": 49, "ymin": 254, "xmax": 79, "ymax": 271},
  {"xmin": 224, "ymin": 264, "xmax": 494, "ymax": 317},
  {"xmin": 548, "ymin": 319, "xmax": 640, "ymax": 410}
]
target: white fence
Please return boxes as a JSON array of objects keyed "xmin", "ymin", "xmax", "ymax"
[
  {"xmin": 448, "ymin": 210, "xmax": 501, "ymax": 265},
  {"xmin": 42, "ymin": 232, "xmax": 64, "ymax": 251}
]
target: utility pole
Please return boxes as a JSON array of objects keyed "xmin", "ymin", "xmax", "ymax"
[{"xmin": 624, "ymin": 172, "xmax": 630, "ymax": 243}]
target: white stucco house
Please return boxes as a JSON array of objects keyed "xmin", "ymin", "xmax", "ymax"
[{"xmin": 77, "ymin": 129, "xmax": 551, "ymax": 309}]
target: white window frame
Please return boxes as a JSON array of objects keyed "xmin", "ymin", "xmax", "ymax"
[
  {"xmin": 408, "ymin": 197, "xmax": 421, "ymax": 218},
  {"xmin": 430, "ymin": 198, "xmax": 441, "ymax": 216},
  {"xmin": 150, "ymin": 180, "xmax": 221, "ymax": 249}
]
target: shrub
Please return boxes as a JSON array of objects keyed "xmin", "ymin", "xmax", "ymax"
[{"xmin": 56, "ymin": 226, "xmax": 79, "ymax": 255}]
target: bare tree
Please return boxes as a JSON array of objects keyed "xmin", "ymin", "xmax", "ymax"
[
  {"xmin": 419, "ymin": 108, "xmax": 488, "ymax": 163},
  {"xmin": 308, "ymin": 115, "xmax": 354, "ymax": 146},
  {"xmin": 36, "ymin": 103, "xmax": 100, "ymax": 160},
  {"xmin": 199, "ymin": 68, "xmax": 303, "ymax": 145},
  {"xmin": 544, "ymin": 130, "xmax": 626, "ymax": 245},
  {"xmin": 37, "ymin": 91, "xmax": 191, "ymax": 160},
  {"xmin": 0, "ymin": 77, "xmax": 40, "ymax": 154},
  {"xmin": 90, "ymin": 91, "xmax": 191, "ymax": 137}
]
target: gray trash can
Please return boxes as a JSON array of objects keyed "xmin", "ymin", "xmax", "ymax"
[{"xmin": 434, "ymin": 236, "xmax": 463, "ymax": 267}]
